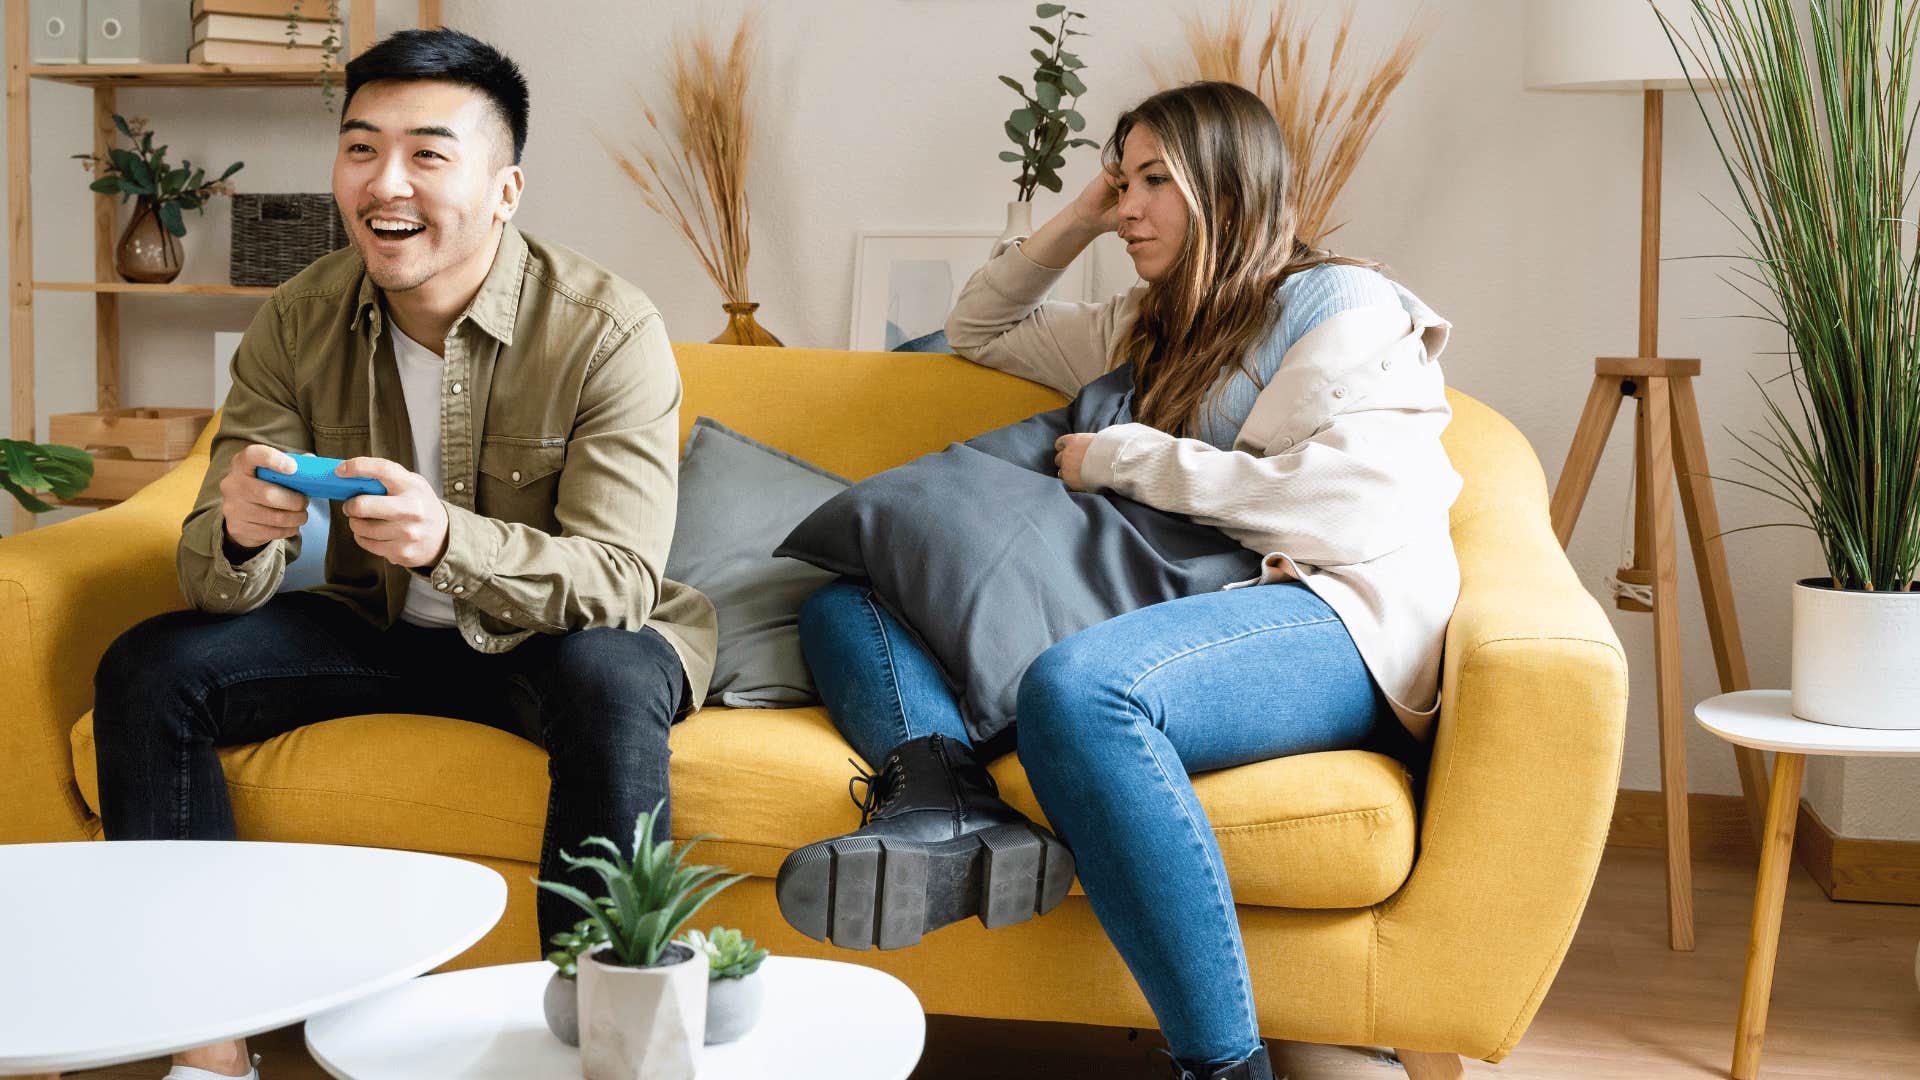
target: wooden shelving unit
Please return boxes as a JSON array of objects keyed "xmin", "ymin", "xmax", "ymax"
[
  {"xmin": 30, "ymin": 62, "xmax": 339, "ymax": 88},
  {"xmin": 5, "ymin": 0, "xmax": 443, "ymax": 531},
  {"xmin": 36, "ymin": 281, "xmax": 275, "ymax": 295}
]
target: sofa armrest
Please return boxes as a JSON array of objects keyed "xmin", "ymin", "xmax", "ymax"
[
  {"xmin": 1371, "ymin": 500, "xmax": 1628, "ymax": 1060},
  {"xmin": 0, "ymin": 454, "xmax": 207, "ymax": 841}
]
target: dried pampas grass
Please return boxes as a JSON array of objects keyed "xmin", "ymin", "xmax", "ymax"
[
  {"xmin": 605, "ymin": 11, "xmax": 759, "ymax": 303},
  {"xmin": 1149, "ymin": 1, "xmax": 1429, "ymax": 247}
]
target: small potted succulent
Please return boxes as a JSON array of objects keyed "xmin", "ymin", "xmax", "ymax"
[
  {"xmin": 680, "ymin": 926, "xmax": 769, "ymax": 1044},
  {"xmin": 534, "ymin": 801, "xmax": 746, "ymax": 1080},
  {"xmin": 540, "ymin": 917, "xmax": 606, "ymax": 1047}
]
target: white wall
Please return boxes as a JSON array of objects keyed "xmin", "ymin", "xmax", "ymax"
[{"xmin": 2, "ymin": 0, "xmax": 1909, "ymax": 837}]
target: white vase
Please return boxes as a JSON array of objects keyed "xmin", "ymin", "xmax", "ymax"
[
  {"xmin": 1791, "ymin": 578, "xmax": 1920, "ymax": 729},
  {"xmin": 994, "ymin": 199, "xmax": 1034, "ymax": 255},
  {"xmin": 577, "ymin": 942, "xmax": 708, "ymax": 1080},
  {"xmin": 703, "ymin": 970, "xmax": 764, "ymax": 1044}
]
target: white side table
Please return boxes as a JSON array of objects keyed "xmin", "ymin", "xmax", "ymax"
[
  {"xmin": 0, "ymin": 842, "xmax": 504, "ymax": 1079},
  {"xmin": 304, "ymin": 957, "xmax": 925, "ymax": 1079},
  {"xmin": 1693, "ymin": 690, "xmax": 1920, "ymax": 1080}
]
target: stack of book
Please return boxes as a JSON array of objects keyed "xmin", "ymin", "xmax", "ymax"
[{"xmin": 190, "ymin": 0, "xmax": 337, "ymax": 65}]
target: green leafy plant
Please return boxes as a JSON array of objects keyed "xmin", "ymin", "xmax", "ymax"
[
  {"xmin": 1661, "ymin": 1, "xmax": 1920, "ymax": 591},
  {"xmin": 533, "ymin": 800, "xmax": 747, "ymax": 969},
  {"xmin": 680, "ymin": 926, "xmax": 768, "ymax": 981},
  {"xmin": 544, "ymin": 917, "xmax": 609, "ymax": 980},
  {"xmin": 286, "ymin": 0, "xmax": 344, "ymax": 107},
  {"xmin": 997, "ymin": 3, "xmax": 1098, "ymax": 199},
  {"xmin": 73, "ymin": 115, "xmax": 243, "ymax": 239},
  {"xmin": 0, "ymin": 439, "xmax": 93, "ymax": 517}
]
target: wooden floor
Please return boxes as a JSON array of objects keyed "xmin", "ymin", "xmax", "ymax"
[{"xmin": 69, "ymin": 846, "xmax": 1920, "ymax": 1080}]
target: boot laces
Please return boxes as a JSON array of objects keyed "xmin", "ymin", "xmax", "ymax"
[
  {"xmin": 847, "ymin": 752, "xmax": 907, "ymax": 826},
  {"xmin": 1151, "ymin": 1047, "xmax": 1267, "ymax": 1080},
  {"xmin": 1152, "ymin": 1048, "xmax": 1201, "ymax": 1080}
]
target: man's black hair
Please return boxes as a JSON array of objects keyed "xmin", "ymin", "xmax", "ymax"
[{"xmin": 343, "ymin": 28, "xmax": 530, "ymax": 165}]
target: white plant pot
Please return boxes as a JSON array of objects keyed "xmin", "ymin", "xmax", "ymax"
[
  {"xmin": 703, "ymin": 970, "xmax": 765, "ymax": 1044},
  {"xmin": 577, "ymin": 942, "xmax": 707, "ymax": 1080},
  {"xmin": 1791, "ymin": 578, "xmax": 1920, "ymax": 729}
]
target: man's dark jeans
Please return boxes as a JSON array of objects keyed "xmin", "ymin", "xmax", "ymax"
[{"xmin": 92, "ymin": 589, "xmax": 690, "ymax": 949}]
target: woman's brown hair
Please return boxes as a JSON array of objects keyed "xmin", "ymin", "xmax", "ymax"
[{"xmin": 1107, "ymin": 81, "xmax": 1378, "ymax": 436}]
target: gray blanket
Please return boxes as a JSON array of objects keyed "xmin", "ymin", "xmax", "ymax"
[{"xmin": 775, "ymin": 365, "xmax": 1261, "ymax": 744}]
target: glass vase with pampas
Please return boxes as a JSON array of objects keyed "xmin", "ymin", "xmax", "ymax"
[
  {"xmin": 605, "ymin": 12, "xmax": 779, "ymax": 346},
  {"xmin": 1149, "ymin": 1, "xmax": 1429, "ymax": 248}
]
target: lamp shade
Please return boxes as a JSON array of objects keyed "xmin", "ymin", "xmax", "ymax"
[{"xmin": 1525, "ymin": 0, "xmax": 1725, "ymax": 92}]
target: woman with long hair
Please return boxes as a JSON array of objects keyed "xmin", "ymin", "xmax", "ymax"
[{"xmin": 778, "ymin": 81, "xmax": 1460, "ymax": 1080}]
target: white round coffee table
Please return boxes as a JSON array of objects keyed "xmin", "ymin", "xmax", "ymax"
[
  {"xmin": 305, "ymin": 956, "xmax": 924, "ymax": 1079},
  {"xmin": 1694, "ymin": 690, "xmax": 1920, "ymax": 1080},
  {"xmin": 0, "ymin": 841, "xmax": 504, "ymax": 1078}
]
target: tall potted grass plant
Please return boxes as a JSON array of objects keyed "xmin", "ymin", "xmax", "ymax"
[{"xmin": 1663, "ymin": 0, "xmax": 1920, "ymax": 728}]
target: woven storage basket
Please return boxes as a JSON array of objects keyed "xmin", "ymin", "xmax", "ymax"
[{"xmin": 230, "ymin": 193, "xmax": 349, "ymax": 287}]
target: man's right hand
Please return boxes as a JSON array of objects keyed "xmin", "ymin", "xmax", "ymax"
[{"xmin": 220, "ymin": 443, "xmax": 309, "ymax": 553}]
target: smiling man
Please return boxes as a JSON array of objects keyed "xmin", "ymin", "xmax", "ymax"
[{"xmin": 87, "ymin": 29, "xmax": 715, "ymax": 1080}]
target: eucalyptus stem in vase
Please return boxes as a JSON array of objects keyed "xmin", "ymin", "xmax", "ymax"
[
  {"xmin": 998, "ymin": 3, "xmax": 1098, "ymax": 201},
  {"xmin": 993, "ymin": 4, "xmax": 1098, "ymax": 250}
]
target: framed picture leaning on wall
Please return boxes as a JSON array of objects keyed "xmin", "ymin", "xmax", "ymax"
[{"xmin": 847, "ymin": 229, "xmax": 1097, "ymax": 353}]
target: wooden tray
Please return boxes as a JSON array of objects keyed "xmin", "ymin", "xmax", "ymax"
[{"xmin": 49, "ymin": 407, "xmax": 214, "ymax": 461}]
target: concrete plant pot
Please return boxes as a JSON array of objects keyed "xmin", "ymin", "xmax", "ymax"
[
  {"xmin": 577, "ymin": 942, "xmax": 707, "ymax": 1080},
  {"xmin": 703, "ymin": 970, "xmax": 765, "ymax": 1044},
  {"xmin": 542, "ymin": 970, "xmax": 579, "ymax": 1047}
]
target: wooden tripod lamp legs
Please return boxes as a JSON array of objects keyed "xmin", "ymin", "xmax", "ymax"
[
  {"xmin": 1668, "ymin": 378, "xmax": 1775, "ymax": 831},
  {"xmin": 1549, "ymin": 359, "xmax": 1770, "ymax": 952},
  {"xmin": 1638, "ymin": 376, "xmax": 1695, "ymax": 951}
]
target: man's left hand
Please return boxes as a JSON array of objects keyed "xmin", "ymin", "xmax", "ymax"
[
  {"xmin": 1055, "ymin": 432, "xmax": 1096, "ymax": 492},
  {"xmin": 337, "ymin": 457, "xmax": 450, "ymax": 569}
]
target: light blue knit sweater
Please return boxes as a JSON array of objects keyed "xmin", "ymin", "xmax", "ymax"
[{"xmin": 1192, "ymin": 263, "xmax": 1399, "ymax": 449}]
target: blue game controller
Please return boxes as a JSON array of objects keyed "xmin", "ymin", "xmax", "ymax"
[{"xmin": 255, "ymin": 455, "xmax": 387, "ymax": 501}]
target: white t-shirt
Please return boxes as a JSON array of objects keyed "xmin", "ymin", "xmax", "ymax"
[{"xmin": 390, "ymin": 322, "xmax": 458, "ymax": 629}]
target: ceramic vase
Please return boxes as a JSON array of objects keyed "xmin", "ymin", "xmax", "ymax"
[
  {"xmin": 1791, "ymin": 578, "xmax": 1920, "ymax": 729},
  {"xmin": 542, "ymin": 970, "xmax": 579, "ymax": 1047},
  {"xmin": 994, "ymin": 199, "xmax": 1034, "ymax": 255},
  {"xmin": 577, "ymin": 942, "xmax": 707, "ymax": 1080},
  {"xmin": 703, "ymin": 970, "xmax": 764, "ymax": 1044}
]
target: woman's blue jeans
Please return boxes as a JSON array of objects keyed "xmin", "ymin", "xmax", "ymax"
[{"xmin": 798, "ymin": 576, "xmax": 1397, "ymax": 1066}]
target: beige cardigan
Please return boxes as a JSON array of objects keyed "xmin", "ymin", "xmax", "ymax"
[{"xmin": 946, "ymin": 241, "xmax": 1460, "ymax": 739}]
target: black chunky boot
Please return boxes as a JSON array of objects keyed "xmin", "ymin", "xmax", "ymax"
[
  {"xmin": 775, "ymin": 733, "xmax": 1076, "ymax": 949},
  {"xmin": 1160, "ymin": 1044, "xmax": 1277, "ymax": 1080}
]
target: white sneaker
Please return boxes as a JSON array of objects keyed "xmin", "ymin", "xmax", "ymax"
[{"xmin": 162, "ymin": 1051, "xmax": 261, "ymax": 1080}]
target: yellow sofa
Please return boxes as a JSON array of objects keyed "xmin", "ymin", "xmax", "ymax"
[{"xmin": 0, "ymin": 344, "xmax": 1625, "ymax": 1073}]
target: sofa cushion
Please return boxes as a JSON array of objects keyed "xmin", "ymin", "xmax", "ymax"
[
  {"xmin": 776, "ymin": 366, "xmax": 1262, "ymax": 743},
  {"xmin": 69, "ymin": 705, "xmax": 1416, "ymax": 910},
  {"xmin": 666, "ymin": 417, "xmax": 850, "ymax": 708}
]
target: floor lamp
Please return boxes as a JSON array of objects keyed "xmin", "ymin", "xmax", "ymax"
[{"xmin": 1525, "ymin": 0, "xmax": 1771, "ymax": 953}]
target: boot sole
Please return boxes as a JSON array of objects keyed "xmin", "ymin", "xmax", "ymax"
[{"xmin": 774, "ymin": 823, "xmax": 1075, "ymax": 950}]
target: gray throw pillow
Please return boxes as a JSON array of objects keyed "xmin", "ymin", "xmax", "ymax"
[
  {"xmin": 666, "ymin": 418, "xmax": 850, "ymax": 708},
  {"xmin": 775, "ymin": 367, "xmax": 1259, "ymax": 743}
]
